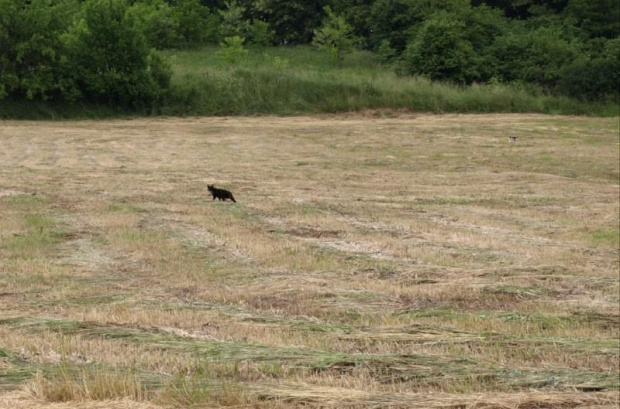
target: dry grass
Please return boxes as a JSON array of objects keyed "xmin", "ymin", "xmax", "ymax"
[
  {"xmin": 0, "ymin": 113, "xmax": 618, "ymax": 408},
  {"xmin": 24, "ymin": 369, "xmax": 147, "ymax": 402}
]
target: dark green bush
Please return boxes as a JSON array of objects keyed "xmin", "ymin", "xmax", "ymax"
[
  {"xmin": 0, "ymin": 0, "xmax": 171, "ymax": 108},
  {"xmin": 61, "ymin": 0, "xmax": 171, "ymax": 107},
  {"xmin": 565, "ymin": 0, "xmax": 620, "ymax": 39},
  {"xmin": 491, "ymin": 25, "xmax": 581, "ymax": 90},
  {"xmin": 254, "ymin": 0, "xmax": 328, "ymax": 45},
  {"xmin": 557, "ymin": 37, "xmax": 620, "ymax": 101},
  {"xmin": 0, "ymin": 0, "xmax": 79, "ymax": 100},
  {"xmin": 172, "ymin": 0, "xmax": 218, "ymax": 45},
  {"xmin": 128, "ymin": 0, "xmax": 180, "ymax": 49},
  {"xmin": 400, "ymin": 13, "xmax": 484, "ymax": 84}
]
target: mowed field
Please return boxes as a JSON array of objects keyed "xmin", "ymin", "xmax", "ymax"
[{"xmin": 0, "ymin": 114, "xmax": 618, "ymax": 409}]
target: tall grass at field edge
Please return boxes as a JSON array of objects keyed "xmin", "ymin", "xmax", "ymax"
[
  {"xmin": 162, "ymin": 66, "xmax": 616, "ymax": 116},
  {"xmin": 1, "ymin": 46, "xmax": 617, "ymax": 119}
]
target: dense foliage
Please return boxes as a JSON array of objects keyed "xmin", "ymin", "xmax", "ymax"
[
  {"xmin": 0, "ymin": 0, "xmax": 171, "ymax": 107},
  {"xmin": 1, "ymin": 0, "xmax": 618, "ymax": 110}
]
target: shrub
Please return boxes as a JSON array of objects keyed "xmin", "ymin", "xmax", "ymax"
[
  {"xmin": 375, "ymin": 40, "xmax": 397, "ymax": 63},
  {"xmin": 369, "ymin": 0, "xmax": 470, "ymax": 51},
  {"xmin": 216, "ymin": 36, "xmax": 248, "ymax": 65},
  {"xmin": 564, "ymin": 0, "xmax": 620, "ymax": 39},
  {"xmin": 254, "ymin": 0, "xmax": 326, "ymax": 45},
  {"xmin": 128, "ymin": 0, "xmax": 180, "ymax": 49},
  {"xmin": 491, "ymin": 25, "xmax": 581, "ymax": 90},
  {"xmin": 173, "ymin": 0, "xmax": 217, "ymax": 45},
  {"xmin": 218, "ymin": 0, "xmax": 249, "ymax": 39},
  {"xmin": 249, "ymin": 20, "xmax": 275, "ymax": 47},
  {"xmin": 400, "ymin": 13, "xmax": 483, "ymax": 84},
  {"xmin": 62, "ymin": 0, "xmax": 171, "ymax": 107},
  {"xmin": 0, "ymin": 0, "xmax": 79, "ymax": 100},
  {"xmin": 557, "ymin": 37, "xmax": 620, "ymax": 101},
  {"xmin": 312, "ymin": 6, "xmax": 358, "ymax": 66},
  {"xmin": 369, "ymin": 0, "xmax": 422, "ymax": 52}
]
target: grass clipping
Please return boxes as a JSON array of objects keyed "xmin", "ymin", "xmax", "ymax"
[{"xmin": 23, "ymin": 368, "xmax": 147, "ymax": 403}]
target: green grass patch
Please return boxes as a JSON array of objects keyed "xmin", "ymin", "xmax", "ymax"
[
  {"xmin": 0, "ymin": 349, "xmax": 13, "ymax": 359},
  {"xmin": 588, "ymin": 228, "xmax": 620, "ymax": 248},
  {"xmin": 107, "ymin": 201, "xmax": 146, "ymax": 213},
  {"xmin": 3, "ymin": 214, "xmax": 61, "ymax": 258},
  {"xmin": 57, "ymin": 294, "xmax": 128, "ymax": 307},
  {"xmin": 4, "ymin": 194, "xmax": 47, "ymax": 210},
  {"xmin": 0, "ymin": 369, "xmax": 34, "ymax": 390},
  {"xmin": 25, "ymin": 214, "xmax": 54, "ymax": 231},
  {"xmin": 155, "ymin": 375, "xmax": 247, "ymax": 408},
  {"xmin": 484, "ymin": 284, "xmax": 551, "ymax": 298},
  {"xmin": 0, "ymin": 347, "xmax": 35, "ymax": 391}
]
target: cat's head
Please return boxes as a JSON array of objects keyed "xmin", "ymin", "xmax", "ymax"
[{"xmin": 207, "ymin": 184, "xmax": 214, "ymax": 192}]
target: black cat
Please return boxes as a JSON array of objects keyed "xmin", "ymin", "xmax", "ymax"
[{"xmin": 207, "ymin": 184, "xmax": 236, "ymax": 203}]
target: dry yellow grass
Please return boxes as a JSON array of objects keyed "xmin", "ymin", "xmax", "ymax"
[{"xmin": 0, "ymin": 113, "xmax": 618, "ymax": 408}]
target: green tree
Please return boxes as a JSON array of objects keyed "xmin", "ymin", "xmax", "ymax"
[
  {"xmin": 0, "ymin": 0, "xmax": 79, "ymax": 100},
  {"xmin": 557, "ymin": 37, "xmax": 620, "ymax": 101},
  {"xmin": 249, "ymin": 19, "xmax": 274, "ymax": 47},
  {"xmin": 471, "ymin": 0, "xmax": 568, "ymax": 19},
  {"xmin": 565, "ymin": 0, "xmax": 620, "ymax": 39},
  {"xmin": 62, "ymin": 0, "xmax": 171, "ymax": 107},
  {"xmin": 172, "ymin": 0, "xmax": 217, "ymax": 44},
  {"xmin": 218, "ymin": 0, "xmax": 250, "ymax": 39},
  {"xmin": 376, "ymin": 39, "xmax": 397, "ymax": 63},
  {"xmin": 312, "ymin": 6, "xmax": 358, "ymax": 66},
  {"xmin": 128, "ymin": 0, "xmax": 180, "ymax": 49},
  {"xmin": 369, "ymin": 0, "xmax": 421, "ymax": 52},
  {"xmin": 255, "ymin": 0, "xmax": 327, "ymax": 44},
  {"xmin": 401, "ymin": 13, "xmax": 483, "ymax": 84},
  {"xmin": 491, "ymin": 25, "xmax": 580, "ymax": 89},
  {"xmin": 369, "ymin": 0, "xmax": 469, "ymax": 51},
  {"xmin": 460, "ymin": 5, "xmax": 505, "ymax": 53},
  {"xmin": 216, "ymin": 35, "xmax": 248, "ymax": 65},
  {"xmin": 331, "ymin": 0, "xmax": 374, "ymax": 48}
]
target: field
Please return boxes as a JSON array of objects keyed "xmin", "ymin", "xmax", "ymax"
[{"xmin": 0, "ymin": 113, "xmax": 618, "ymax": 408}]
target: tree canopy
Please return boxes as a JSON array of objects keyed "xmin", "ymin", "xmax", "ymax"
[{"xmin": 1, "ymin": 0, "xmax": 618, "ymax": 106}]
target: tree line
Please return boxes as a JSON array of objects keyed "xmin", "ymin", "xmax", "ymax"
[{"xmin": 1, "ymin": 0, "xmax": 618, "ymax": 109}]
